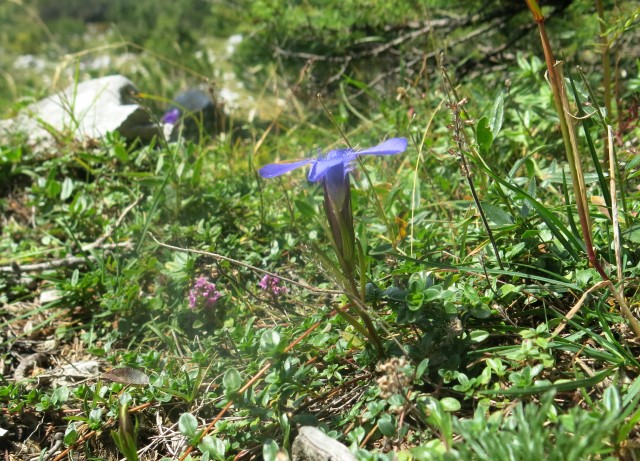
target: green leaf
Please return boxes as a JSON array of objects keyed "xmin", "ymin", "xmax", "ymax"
[
  {"xmin": 500, "ymin": 283, "xmax": 520, "ymax": 296},
  {"xmin": 71, "ymin": 269, "xmax": 79, "ymax": 287},
  {"xmin": 482, "ymin": 202, "xmax": 513, "ymax": 226},
  {"xmin": 113, "ymin": 143, "xmax": 129, "ymax": 162},
  {"xmin": 618, "ymin": 407, "xmax": 640, "ymax": 443},
  {"xmin": 422, "ymin": 398, "xmax": 453, "ymax": 444},
  {"xmin": 178, "ymin": 412, "xmax": 199, "ymax": 438},
  {"xmin": 346, "ymin": 426, "xmax": 365, "ymax": 445},
  {"xmin": 489, "ymin": 91, "xmax": 504, "ymax": 137},
  {"xmin": 479, "ymin": 368, "xmax": 615, "ymax": 396},
  {"xmin": 64, "ymin": 423, "xmax": 79, "ymax": 445},
  {"xmin": 440, "ymin": 397, "xmax": 461, "ymax": 412},
  {"xmin": 61, "ymin": 177, "xmax": 74, "ymax": 201},
  {"xmin": 407, "ymin": 292, "xmax": 424, "ymax": 311},
  {"xmin": 603, "ymin": 386, "xmax": 620, "ymax": 413},
  {"xmin": 88, "ymin": 408, "xmax": 102, "ymax": 428},
  {"xmin": 377, "ymin": 413, "xmax": 396, "ymax": 437},
  {"xmin": 198, "ymin": 436, "xmax": 226, "ymax": 461},
  {"xmin": 505, "ymin": 242, "xmax": 526, "ymax": 259},
  {"xmin": 622, "ymin": 376, "xmax": 640, "ymax": 408},
  {"xmin": 260, "ymin": 329, "xmax": 281, "ymax": 352},
  {"xmin": 470, "ymin": 158, "xmax": 583, "ymax": 259},
  {"xmin": 627, "ymin": 228, "xmax": 640, "ymax": 244},
  {"xmin": 295, "ymin": 199, "xmax": 316, "ymax": 219},
  {"xmin": 469, "ymin": 330, "xmax": 489, "ymax": 343},
  {"xmin": 51, "ymin": 386, "xmax": 70, "ymax": 407},
  {"xmin": 0, "ymin": 146, "xmax": 21, "ymax": 163},
  {"xmin": 262, "ymin": 440, "xmax": 280, "ymax": 461},
  {"xmin": 422, "ymin": 287, "xmax": 441, "ymax": 302},
  {"xmin": 45, "ymin": 175, "xmax": 61, "ymax": 198},
  {"xmin": 476, "ymin": 116, "xmax": 493, "ymax": 155},
  {"xmin": 574, "ymin": 268, "xmax": 598, "ymax": 286},
  {"xmin": 415, "ymin": 359, "xmax": 429, "ymax": 380},
  {"xmin": 626, "ymin": 153, "xmax": 640, "ymax": 171},
  {"xmin": 223, "ymin": 368, "xmax": 242, "ymax": 394}
]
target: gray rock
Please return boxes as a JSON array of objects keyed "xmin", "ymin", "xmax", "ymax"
[
  {"xmin": 292, "ymin": 427, "xmax": 356, "ymax": 461},
  {"xmin": 0, "ymin": 75, "xmax": 162, "ymax": 150}
]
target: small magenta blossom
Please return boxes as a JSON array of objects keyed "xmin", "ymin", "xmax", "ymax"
[
  {"xmin": 189, "ymin": 276, "xmax": 222, "ymax": 309},
  {"xmin": 258, "ymin": 274, "xmax": 288, "ymax": 296}
]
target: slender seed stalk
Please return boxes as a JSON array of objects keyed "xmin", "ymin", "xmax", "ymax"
[
  {"xmin": 440, "ymin": 67, "xmax": 504, "ymax": 270},
  {"xmin": 459, "ymin": 151, "xmax": 504, "ymax": 271},
  {"xmin": 577, "ymin": 65, "xmax": 629, "ymax": 219}
]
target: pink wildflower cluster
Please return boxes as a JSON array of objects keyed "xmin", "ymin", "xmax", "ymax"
[
  {"xmin": 258, "ymin": 274, "xmax": 288, "ymax": 296},
  {"xmin": 189, "ymin": 276, "xmax": 222, "ymax": 309}
]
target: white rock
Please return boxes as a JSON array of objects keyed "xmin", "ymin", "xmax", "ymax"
[
  {"xmin": 0, "ymin": 75, "xmax": 162, "ymax": 150},
  {"xmin": 292, "ymin": 427, "xmax": 356, "ymax": 461}
]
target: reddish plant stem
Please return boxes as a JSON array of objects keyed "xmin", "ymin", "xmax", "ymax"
[{"xmin": 526, "ymin": 0, "xmax": 607, "ymax": 280}]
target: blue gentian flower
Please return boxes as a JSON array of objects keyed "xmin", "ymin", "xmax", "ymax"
[
  {"xmin": 258, "ymin": 137, "xmax": 408, "ymax": 182},
  {"xmin": 259, "ymin": 137, "xmax": 407, "ymax": 283}
]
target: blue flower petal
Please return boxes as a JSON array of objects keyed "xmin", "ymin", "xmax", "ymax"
[
  {"xmin": 356, "ymin": 137, "xmax": 408, "ymax": 156},
  {"xmin": 258, "ymin": 159, "xmax": 314, "ymax": 178},
  {"xmin": 162, "ymin": 108, "xmax": 181, "ymax": 124},
  {"xmin": 324, "ymin": 148, "xmax": 352, "ymax": 160},
  {"xmin": 308, "ymin": 156, "xmax": 346, "ymax": 182},
  {"xmin": 259, "ymin": 138, "xmax": 407, "ymax": 181}
]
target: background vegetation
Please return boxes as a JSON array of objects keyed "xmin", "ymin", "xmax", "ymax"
[{"xmin": 1, "ymin": 0, "xmax": 640, "ymax": 460}]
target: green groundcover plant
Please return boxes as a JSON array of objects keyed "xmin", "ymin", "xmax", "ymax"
[{"xmin": 1, "ymin": 0, "xmax": 640, "ymax": 460}]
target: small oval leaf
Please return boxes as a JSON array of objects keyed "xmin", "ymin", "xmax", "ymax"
[
  {"xmin": 178, "ymin": 412, "xmax": 199, "ymax": 438},
  {"xmin": 223, "ymin": 367, "xmax": 242, "ymax": 393},
  {"xmin": 476, "ymin": 116, "xmax": 493, "ymax": 155}
]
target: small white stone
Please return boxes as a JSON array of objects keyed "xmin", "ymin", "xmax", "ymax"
[{"xmin": 39, "ymin": 289, "xmax": 63, "ymax": 304}]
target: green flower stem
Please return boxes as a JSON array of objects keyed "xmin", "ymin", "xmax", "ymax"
[
  {"xmin": 311, "ymin": 241, "xmax": 384, "ymax": 357},
  {"xmin": 320, "ymin": 168, "xmax": 385, "ymax": 356},
  {"xmin": 356, "ymin": 156, "xmax": 398, "ymax": 248}
]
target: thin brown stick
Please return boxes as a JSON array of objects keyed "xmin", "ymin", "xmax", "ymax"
[
  {"xmin": 89, "ymin": 196, "xmax": 142, "ymax": 250},
  {"xmin": 150, "ymin": 234, "xmax": 341, "ymax": 295},
  {"xmin": 49, "ymin": 399, "xmax": 156, "ymax": 461},
  {"xmin": 51, "ymin": 429, "xmax": 98, "ymax": 461},
  {"xmin": 0, "ymin": 241, "xmax": 133, "ymax": 273},
  {"xmin": 1, "ymin": 197, "xmax": 140, "ymax": 273},
  {"xmin": 606, "ymin": 280, "xmax": 640, "ymax": 338},
  {"xmin": 273, "ymin": 18, "xmax": 453, "ymax": 63},
  {"xmin": 552, "ymin": 281, "xmax": 608, "ymax": 337}
]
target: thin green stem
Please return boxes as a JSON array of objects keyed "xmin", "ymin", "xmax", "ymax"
[{"xmin": 595, "ymin": 0, "xmax": 613, "ymax": 118}]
